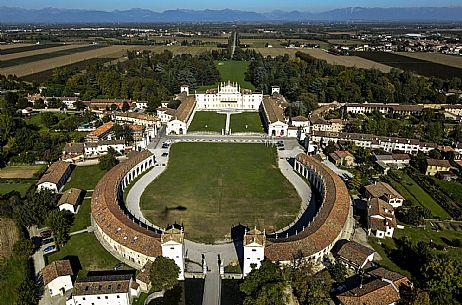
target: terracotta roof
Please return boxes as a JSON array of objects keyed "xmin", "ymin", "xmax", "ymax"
[
  {"xmin": 265, "ymin": 154, "xmax": 350, "ymax": 261},
  {"xmin": 88, "ymin": 121, "xmax": 114, "ymax": 138},
  {"xmin": 91, "ymin": 150, "xmax": 162, "ymax": 258},
  {"xmin": 330, "ymin": 150, "xmax": 354, "ymax": 161},
  {"xmin": 161, "ymin": 227, "xmax": 184, "ymax": 244},
  {"xmin": 116, "ymin": 112, "xmax": 158, "ymax": 122},
  {"xmin": 365, "ymin": 182, "xmax": 404, "ymax": 201},
  {"xmin": 129, "ymin": 124, "xmax": 144, "ymax": 132},
  {"xmin": 42, "ymin": 260, "xmax": 73, "ymax": 286},
  {"xmin": 38, "ymin": 161, "xmax": 71, "ymax": 185},
  {"xmin": 174, "ymin": 96, "xmax": 196, "ymax": 123},
  {"xmin": 368, "ymin": 198, "xmax": 397, "ymax": 231},
  {"xmin": 63, "ymin": 142, "xmax": 85, "ymax": 155},
  {"xmin": 136, "ymin": 261, "xmax": 152, "ymax": 285},
  {"xmin": 426, "ymin": 159, "xmax": 451, "ymax": 167},
  {"xmin": 437, "ymin": 145, "xmax": 456, "ymax": 153},
  {"xmin": 58, "ymin": 188, "xmax": 83, "ymax": 207},
  {"xmin": 392, "ymin": 153, "xmax": 410, "ymax": 161},
  {"xmin": 336, "ymin": 241, "xmax": 375, "ymax": 268},
  {"xmin": 291, "ymin": 116, "xmax": 309, "ymax": 122},
  {"xmin": 262, "ymin": 95, "xmax": 286, "ymax": 123},
  {"xmin": 368, "ymin": 267, "xmax": 407, "ymax": 282},
  {"xmin": 244, "ymin": 228, "xmax": 266, "ymax": 246},
  {"xmin": 73, "ymin": 274, "xmax": 131, "ymax": 296}
]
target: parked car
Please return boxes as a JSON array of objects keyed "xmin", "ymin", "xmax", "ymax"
[
  {"xmin": 43, "ymin": 245, "xmax": 56, "ymax": 254},
  {"xmin": 113, "ymin": 263, "xmax": 124, "ymax": 270},
  {"xmin": 161, "ymin": 153, "xmax": 168, "ymax": 157},
  {"xmin": 40, "ymin": 230, "xmax": 51, "ymax": 238},
  {"xmin": 162, "ymin": 144, "xmax": 169, "ymax": 149},
  {"xmin": 41, "ymin": 237, "xmax": 54, "ymax": 245}
]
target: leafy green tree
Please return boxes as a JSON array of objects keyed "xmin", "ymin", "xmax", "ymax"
[
  {"xmin": 240, "ymin": 260, "xmax": 287, "ymax": 305},
  {"xmin": 45, "ymin": 209, "xmax": 71, "ymax": 246},
  {"xmin": 329, "ymin": 261, "xmax": 347, "ymax": 283},
  {"xmin": 149, "ymin": 256, "xmax": 180, "ymax": 291},
  {"xmin": 420, "ymin": 256, "xmax": 462, "ymax": 301},
  {"xmin": 15, "ymin": 279, "xmax": 39, "ymax": 305},
  {"xmin": 99, "ymin": 152, "xmax": 119, "ymax": 171},
  {"xmin": 15, "ymin": 190, "xmax": 58, "ymax": 227},
  {"xmin": 110, "ymin": 103, "xmax": 118, "ymax": 111},
  {"xmin": 13, "ymin": 238, "xmax": 35, "ymax": 259},
  {"xmin": 41, "ymin": 112, "xmax": 59, "ymax": 129},
  {"xmin": 122, "ymin": 101, "xmax": 130, "ymax": 112},
  {"xmin": 73, "ymin": 101, "xmax": 86, "ymax": 111}
]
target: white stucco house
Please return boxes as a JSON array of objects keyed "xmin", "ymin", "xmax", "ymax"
[
  {"xmin": 42, "ymin": 260, "xmax": 74, "ymax": 297},
  {"xmin": 37, "ymin": 161, "xmax": 72, "ymax": 193},
  {"xmin": 161, "ymin": 226, "xmax": 186, "ymax": 280},
  {"xmin": 243, "ymin": 228, "xmax": 266, "ymax": 276},
  {"xmin": 58, "ymin": 188, "xmax": 83, "ymax": 214}
]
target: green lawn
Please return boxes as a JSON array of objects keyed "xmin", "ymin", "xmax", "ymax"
[
  {"xmin": 141, "ymin": 143, "xmax": 300, "ymax": 243},
  {"xmin": 229, "ymin": 112, "xmax": 264, "ymax": 133},
  {"xmin": 387, "ymin": 171, "xmax": 450, "ymax": 219},
  {"xmin": 70, "ymin": 199, "xmax": 91, "ymax": 232},
  {"xmin": 197, "ymin": 60, "xmax": 255, "ymax": 91},
  {"xmin": 188, "ymin": 111, "xmax": 226, "ymax": 132},
  {"xmin": 432, "ymin": 178, "xmax": 462, "ymax": 208},
  {"xmin": 64, "ymin": 164, "xmax": 106, "ymax": 191},
  {"xmin": 0, "ymin": 258, "xmax": 28, "ymax": 305},
  {"xmin": 0, "ymin": 182, "xmax": 34, "ymax": 196},
  {"xmin": 47, "ymin": 232, "xmax": 124, "ymax": 277},
  {"xmin": 367, "ymin": 237, "xmax": 411, "ymax": 278},
  {"xmin": 0, "ymin": 165, "xmax": 45, "ymax": 179}
]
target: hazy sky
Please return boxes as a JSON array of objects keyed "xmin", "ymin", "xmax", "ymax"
[{"xmin": 0, "ymin": 0, "xmax": 460, "ymax": 12}]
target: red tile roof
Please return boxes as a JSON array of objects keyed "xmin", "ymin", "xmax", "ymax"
[
  {"xmin": 38, "ymin": 161, "xmax": 71, "ymax": 185},
  {"xmin": 91, "ymin": 150, "xmax": 162, "ymax": 258},
  {"xmin": 42, "ymin": 260, "xmax": 73, "ymax": 286},
  {"xmin": 265, "ymin": 154, "xmax": 350, "ymax": 261}
]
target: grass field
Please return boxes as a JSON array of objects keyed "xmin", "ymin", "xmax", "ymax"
[
  {"xmin": 70, "ymin": 199, "xmax": 91, "ymax": 232},
  {"xmin": 0, "ymin": 182, "xmax": 34, "ymax": 196},
  {"xmin": 188, "ymin": 111, "xmax": 226, "ymax": 132},
  {"xmin": 432, "ymin": 179, "xmax": 462, "ymax": 208},
  {"xmin": 0, "ymin": 218, "xmax": 20, "ymax": 258},
  {"xmin": 355, "ymin": 51, "xmax": 462, "ymax": 79},
  {"xmin": 387, "ymin": 171, "xmax": 450, "ymax": 219},
  {"xmin": 0, "ymin": 165, "xmax": 45, "ymax": 179},
  {"xmin": 64, "ymin": 164, "xmax": 106, "ymax": 191},
  {"xmin": 47, "ymin": 232, "xmax": 124, "ymax": 277},
  {"xmin": 140, "ymin": 143, "xmax": 300, "ymax": 243},
  {"xmin": 397, "ymin": 52, "xmax": 462, "ymax": 70},
  {"xmin": 0, "ymin": 44, "xmax": 104, "ymax": 68},
  {"xmin": 229, "ymin": 112, "xmax": 264, "ymax": 133},
  {"xmin": 0, "ymin": 258, "xmax": 28, "ymax": 305},
  {"xmin": 216, "ymin": 60, "xmax": 255, "ymax": 89}
]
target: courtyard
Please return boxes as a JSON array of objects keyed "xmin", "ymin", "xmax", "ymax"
[
  {"xmin": 140, "ymin": 143, "xmax": 300, "ymax": 243},
  {"xmin": 188, "ymin": 111, "xmax": 226, "ymax": 132},
  {"xmin": 229, "ymin": 112, "xmax": 264, "ymax": 133}
]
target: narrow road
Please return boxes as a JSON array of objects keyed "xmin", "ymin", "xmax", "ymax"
[
  {"xmin": 202, "ymin": 254, "xmax": 221, "ymax": 305},
  {"xmin": 231, "ymin": 31, "xmax": 237, "ymax": 59}
]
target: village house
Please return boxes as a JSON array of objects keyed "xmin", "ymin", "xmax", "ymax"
[
  {"xmin": 261, "ymin": 87, "xmax": 289, "ymax": 137},
  {"xmin": 84, "ymin": 99, "xmax": 132, "ymax": 111},
  {"xmin": 66, "ymin": 274, "xmax": 139, "ymax": 305},
  {"xmin": 367, "ymin": 198, "xmax": 397, "ymax": 239},
  {"xmin": 346, "ymin": 102, "xmax": 423, "ymax": 116},
  {"xmin": 425, "ymin": 158, "xmax": 451, "ymax": 176},
  {"xmin": 243, "ymin": 228, "xmax": 266, "ymax": 276},
  {"xmin": 364, "ymin": 181, "xmax": 404, "ymax": 208},
  {"xmin": 42, "ymin": 260, "xmax": 74, "ymax": 297},
  {"xmin": 329, "ymin": 150, "xmax": 355, "ymax": 167},
  {"xmin": 310, "ymin": 117, "xmax": 345, "ymax": 132},
  {"xmin": 166, "ymin": 93, "xmax": 196, "ymax": 135},
  {"xmin": 135, "ymin": 261, "xmax": 152, "ymax": 292},
  {"xmin": 58, "ymin": 188, "xmax": 83, "ymax": 214},
  {"xmin": 373, "ymin": 153, "xmax": 410, "ymax": 174},
  {"xmin": 337, "ymin": 267, "xmax": 411, "ymax": 305},
  {"xmin": 37, "ymin": 161, "xmax": 72, "ymax": 193},
  {"xmin": 85, "ymin": 121, "xmax": 114, "ymax": 143},
  {"xmin": 335, "ymin": 240, "xmax": 375, "ymax": 271},
  {"xmin": 156, "ymin": 102, "xmax": 177, "ymax": 123}
]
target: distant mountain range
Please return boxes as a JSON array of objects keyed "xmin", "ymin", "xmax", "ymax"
[{"xmin": 0, "ymin": 6, "xmax": 462, "ymax": 24}]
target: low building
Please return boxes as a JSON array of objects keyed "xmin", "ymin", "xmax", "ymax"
[
  {"xmin": 135, "ymin": 101, "xmax": 148, "ymax": 109},
  {"xmin": 346, "ymin": 102, "xmax": 423, "ymax": 116},
  {"xmin": 135, "ymin": 261, "xmax": 152, "ymax": 293},
  {"xmin": 85, "ymin": 121, "xmax": 114, "ymax": 143},
  {"xmin": 42, "ymin": 260, "xmax": 74, "ymax": 297},
  {"xmin": 436, "ymin": 171, "xmax": 458, "ymax": 181},
  {"xmin": 58, "ymin": 188, "xmax": 83, "ymax": 214},
  {"xmin": 66, "ymin": 274, "xmax": 138, "ymax": 305},
  {"xmin": 335, "ymin": 240, "xmax": 375, "ymax": 271},
  {"xmin": 374, "ymin": 154, "xmax": 410, "ymax": 174},
  {"xmin": 261, "ymin": 93, "xmax": 289, "ymax": 137},
  {"xmin": 62, "ymin": 143, "xmax": 85, "ymax": 162},
  {"xmin": 156, "ymin": 106, "xmax": 177, "ymax": 124},
  {"xmin": 329, "ymin": 150, "xmax": 355, "ymax": 167},
  {"xmin": 37, "ymin": 161, "xmax": 72, "ymax": 193},
  {"xmin": 85, "ymin": 99, "xmax": 132, "ymax": 111},
  {"xmin": 243, "ymin": 228, "xmax": 266, "ymax": 276},
  {"xmin": 310, "ymin": 117, "xmax": 345, "ymax": 132},
  {"xmin": 425, "ymin": 159, "xmax": 451, "ymax": 176},
  {"xmin": 84, "ymin": 140, "xmax": 127, "ymax": 157},
  {"xmin": 337, "ymin": 267, "xmax": 411, "ymax": 305},
  {"xmin": 364, "ymin": 182, "xmax": 404, "ymax": 208},
  {"xmin": 166, "ymin": 94, "xmax": 196, "ymax": 135},
  {"xmin": 367, "ymin": 198, "xmax": 397, "ymax": 239}
]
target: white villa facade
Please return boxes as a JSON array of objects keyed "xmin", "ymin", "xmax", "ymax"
[{"xmin": 195, "ymin": 82, "xmax": 263, "ymax": 111}]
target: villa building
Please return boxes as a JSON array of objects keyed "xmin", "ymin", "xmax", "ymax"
[
  {"xmin": 37, "ymin": 161, "xmax": 72, "ymax": 193},
  {"xmin": 42, "ymin": 260, "xmax": 74, "ymax": 297},
  {"xmin": 425, "ymin": 159, "xmax": 451, "ymax": 176},
  {"xmin": 335, "ymin": 240, "xmax": 375, "ymax": 271},
  {"xmin": 364, "ymin": 182, "xmax": 404, "ymax": 208},
  {"xmin": 367, "ymin": 198, "xmax": 397, "ymax": 239}
]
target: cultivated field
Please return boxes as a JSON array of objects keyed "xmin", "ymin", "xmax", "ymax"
[
  {"xmin": 229, "ymin": 112, "xmax": 264, "ymax": 133},
  {"xmin": 0, "ymin": 218, "xmax": 20, "ymax": 258},
  {"xmin": 0, "ymin": 43, "xmax": 61, "ymax": 55},
  {"xmin": 0, "ymin": 45, "xmax": 136, "ymax": 77},
  {"xmin": 188, "ymin": 111, "xmax": 226, "ymax": 132},
  {"xmin": 0, "ymin": 44, "xmax": 84, "ymax": 61},
  {"xmin": 0, "ymin": 165, "xmax": 45, "ymax": 179},
  {"xmin": 397, "ymin": 52, "xmax": 462, "ymax": 69},
  {"xmin": 141, "ymin": 143, "xmax": 300, "ymax": 243},
  {"xmin": 355, "ymin": 51, "xmax": 462, "ymax": 79}
]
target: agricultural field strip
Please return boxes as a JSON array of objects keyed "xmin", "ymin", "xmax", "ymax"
[
  {"xmin": 0, "ymin": 45, "xmax": 137, "ymax": 77},
  {"xmin": 0, "ymin": 44, "xmax": 85, "ymax": 61},
  {"xmin": 0, "ymin": 43, "xmax": 61, "ymax": 55},
  {"xmin": 397, "ymin": 52, "xmax": 462, "ymax": 69},
  {"xmin": 0, "ymin": 43, "xmax": 35, "ymax": 51},
  {"xmin": 0, "ymin": 44, "xmax": 105, "ymax": 68}
]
